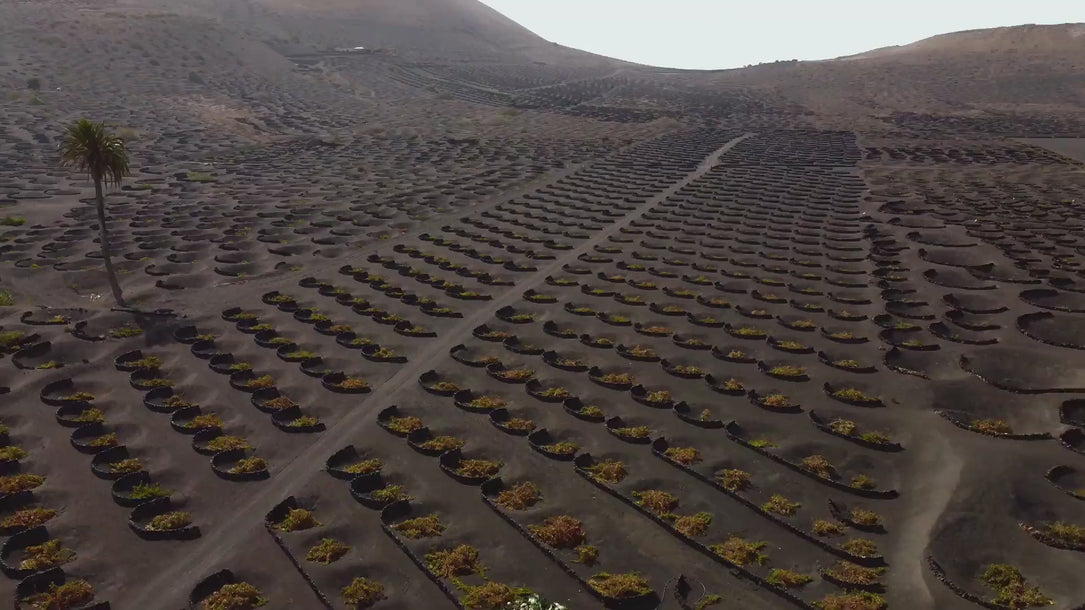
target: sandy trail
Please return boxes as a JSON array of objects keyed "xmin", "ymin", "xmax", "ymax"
[
  {"xmin": 128, "ymin": 132, "xmax": 753, "ymax": 609},
  {"xmin": 885, "ymin": 413, "xmax": 963, "ymax": 608}
]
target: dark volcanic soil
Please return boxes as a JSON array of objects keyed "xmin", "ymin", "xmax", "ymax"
[{"xmin": 0, "ymin": 2, "xmax": 1083, "ymax": 609}]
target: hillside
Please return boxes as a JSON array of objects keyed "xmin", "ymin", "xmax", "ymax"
[{"xmin": 846, "ymin": 22, "xmax": 1085, "ymax": 59}]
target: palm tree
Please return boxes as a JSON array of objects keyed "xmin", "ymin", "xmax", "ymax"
[{"xmin": 59, "ymin": 119, "xmax": 130, "ymax": 307}]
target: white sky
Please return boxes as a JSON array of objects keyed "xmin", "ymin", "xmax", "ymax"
[{"xmin": 479, "ymin": 0, "xmax": 1083, "ymax": 69}]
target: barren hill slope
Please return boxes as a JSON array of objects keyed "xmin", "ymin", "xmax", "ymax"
[
  {"xmin": 698, "ymin": 23, "xmax": 1085, "ymax": 131},
  {"xmin": 111, "ymin": 0, "xmax": 611, "ymax": 62},
  {"xmin": 846, "ymin": 22, "xmax": 1085, "ymax": 59}
]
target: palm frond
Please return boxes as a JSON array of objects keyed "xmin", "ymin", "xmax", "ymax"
[{"xmin": 59, "ymin": 119, "xmax": 130, "ymax": 187}]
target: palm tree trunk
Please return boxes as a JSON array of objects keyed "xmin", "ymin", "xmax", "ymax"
[{"xmin": 94, "ymin": 178, "xmax": 126, "ymax": 307}]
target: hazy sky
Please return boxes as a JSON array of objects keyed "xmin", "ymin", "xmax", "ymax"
[{"xmin": 479, "ymin": 0, "xmax": 1083, "ymax": 69}]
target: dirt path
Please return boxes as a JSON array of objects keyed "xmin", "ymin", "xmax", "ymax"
[
  {"xmin": 512, "ymin": 67, "xmax": 627, "ymax": 93},
  {"xmin": 885, "ymin": 413, "xmax": 963, "ymax": 607},
  {"xmin": 130, "ymin": 132, "xmax": 752, "ymax": 609}
]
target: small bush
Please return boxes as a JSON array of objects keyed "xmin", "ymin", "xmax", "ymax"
[
  {"xmin": 244, "ymin": 375, "xmax": 275, "ymax": 389},
  {"xmin": 496, "ymin": 368, "xmax": 533, "ymax": 381},
  {"xmin": 0, "ymin": 473, "xmax": 44, "ymax": 494},
  {"xmin": 496, "ymin": 481, "xmax": 541, "ymax": 510},
  {"xmin": 579, "ymin": 405, "xmax": 605, "ymax": 418},
  {"xmin": 585, "ymin": 459, "xmax": 627, "ymax": 483},
  {"xmin": 633, "ymin": 489, "xmax": 680, "ymax": 514},
  {"xmin": 813, "ymin": 520, "xmax": 845, "ymax": 536},
  {"xmin": 1043, "ymin": 521, "xmax": 1084, "ymax": 544},
  {"xmin": 229, "ymin": 457, "xmax": 267, "ymax": 474},
  {"xmin": 801, "ymin": 455, "xmax": 836, "ymax": 478},
  {"xmin": 529, "ymin": 515, "xmax": 587, "ymax": 548},
  {"xmin": 588, "ymin": 572, "xmax": 652, "ymax": 598},
  {"xmin": 426, "ymin": 544, "xmax": 483, "ymax": 577},
  {"xmin": 720, "ymin": 378, "xmax": 744, "ymax": 391},
  {"xmin": 201, "ymin": 582, "xmax": 266, "ymax": 609},
  {"xmin": 824, "ymin": 561, "xmax": 884, "ymax": 586},
  {"xmin": 146, "ymin": 511, "xmax": 192, "ymax": 531},
  {"xmin": 981, "ymin": 564, "xmax": 1052, "ymax": 608},
  {"xmin": 763, "ymin": 495, "xmax": 800, "ymax": 516},
  {"xmin": 850, "ymin": 474, "xmax": 876, "ymax": 490},
  {"xmin": 164, "ymin": 395, "xmax": 194, "ymax": 410},
  {"xmin": 20, "ymin": 539, "xmax": 76, "ymax": 570},
  {"xmin": 386, "ymin": 415, "xmax": 424, "ymax": 434},
  {"xmin": 307, "ymin": 538, "xmax": 351, "ymax": 564},
  {"xmin": 776, "ymin": 341, "xmax": 807, "ymax": 350},
  {"xmin": 575, "ymin": 545, "xmax": 598, "ymax": 565},
  {"xmin": 814, "ymin": 591, "xmax": 886, "ymax": 610},
  {"xmin": 344, "ymin": 459, "xmax": 382, "ymax": 475},
  {"xmin": 108, "ymin": 458, "xmax": 144, "ymax": 474},
  {"xmin": 0, "ymin": 507, "xmax": 56, "ymax": 529},
  {"xmin": 613, "ymin": 425, "xmax": 651, "ymax": 439},
  {"xmin": 841, "ymin": 538, "xmax": 878, "ymax": 556},
  {"xmin": 130, "ymin": 482, "xmax": 170, "ymax": 500},
  {"xmin": 0, "ymin": 216, "xmax": 23, "ymax": 227},
  {"xmin": 262, "ymin": 396, "xmax": 294, "ymax": 409},
  {"xmin": 392, "ymin": 514, "xmax": 444, "ymax": 538},
  {"xmin": 276, "ymin": 508, "xmax": 320, "ymax": 532},
  {"xmin": 470, "ymin": 396, "xmax": 506, "ymax": 409},
  {"xmin": 761, "ymin": 393, "xmax": 795, "ymax": 409},
  {"xmin": 62, "ymin": 391, "xmax": 96, "ymax": 402},
  {"xmin": 457, "ymin": 459, "xmax": 502, "ymax": 478},
  {"xmin": 540, "ymin": 441, "xmax": 578, "ymax": 456},
  {"xmin": 664, "ymin": 446, "xmax": 701, "ymax": 465},
  {"xmin": 850, "ymin": 508, "xmax": 881, "ymax": 526},
  {"xmin": 460, "ymin": 582, "xmax": 526, "ymax": 609},
  {"xmin": 207, "ymin": 435, "xmax": 251, "ymax": 452},
  {"xmin": 829, "ymin": 419, "xmax": 857, "ymax": 435},
  {"xmin": 185, "ymin": 171, "xmax": 216, "ymax": 183},
  {"xmin": 971, "ymin": 419, "xmax": 1013, "ymax": 435},
  {"xmin": 717, "ymin": 469, "xmax": 751, "ymax": 492},
  {"xmin": 87, "ymin": 433, "xmax": 118, "ymax": 448},
  {"xmin": 769, "ymin": 365, "xmax": 805, "ymax": 377},
  {"xmin": 599, "ymin": 373, "xmax": 634, "ymax": 385},
  {"xmin": 858, "ymin": 431, "xmax": 891, "ymax": 445},
  {"xmin": 186, "ymin": 414, "xmax": 224, "ymax": 429},
  {"xmin": 287, "ymin": 415, "xmax": 320, "ymax": 428},
  {"xmin": 503, "ymin": 417, "xmax": 536, "ymax": 432},
  {"xmin": 371, "ymin": 485, "xmax": 411, "ymax": 503},
  {"xmin": 710, "ymin": 537, "xmax": 768, "ymax": 566},
  {"xmin": 24, "ymin": 580, "xmax": 95, "ymax": 610},
  {"xmin": 420, "ymin": 436, "xmax": 464, "ymax": 451},
  {"xmin": 673, "ymin": 512, "xmax": 712, "ymax": 537},
  {"xmin": 0, "ymin": 445, "xmax": 27, "ymax": 461},
  {"xmin": 831, "ymin": 388, "xmax": 878, "ymax": 403},
  {"xmin": 768, "ymin": 569, "xmax": 813, "ymax": 588},
  {"xmin": 74, "ymin": 408, "xmax": 105, "ymax": 424},
  {"xmin": 128, "ymin": 356, "xmax": 162, "ymax": 369},
  {"xmin": 342, "ymin": 577, "xmax": 385, "ymax": 608},
  {"xmin": 0, "ymin": 330, "xmax": 26, "ymax": 348}
]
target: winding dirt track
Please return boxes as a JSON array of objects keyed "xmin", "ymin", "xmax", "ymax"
[
  {"xmin": 129, "ymin": 133, "xmax": 754, "ymax": 609},
  {"xmin": 884, "ymin": 411, "xmax": 963, "ymax": 605}
]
